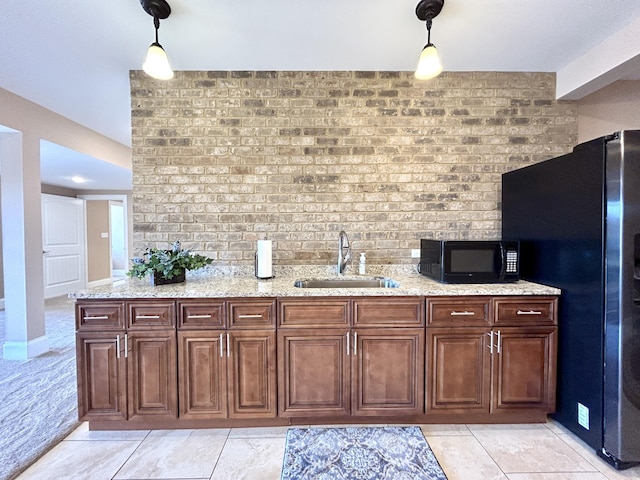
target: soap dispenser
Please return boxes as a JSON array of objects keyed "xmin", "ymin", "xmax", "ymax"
[{"xmin": 359, "ymin": 252, "xmax": 366, "ymax": 275}]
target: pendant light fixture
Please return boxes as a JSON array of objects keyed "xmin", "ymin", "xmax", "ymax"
[
  {"xmin": 140, "ymin": 0, "xmax": 174, "ymax": 80},
  {"xmin": 415, "ymin": 0, "xmax": 444, "ymax": 80}
]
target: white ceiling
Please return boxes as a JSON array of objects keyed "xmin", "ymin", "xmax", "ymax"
[{"xmin": 1, "ymin": 0, "xmax": 640, "ymax": 190}]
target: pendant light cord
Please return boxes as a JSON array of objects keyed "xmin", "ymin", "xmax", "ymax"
[{"xmin": 154, "ymin": 15, "xmax": 160, "ymax": 44}]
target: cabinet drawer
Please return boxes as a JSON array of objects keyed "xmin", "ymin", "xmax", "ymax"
[
  {"xmin": 353, "ymin": 297, "xmax": 424, "ymax": 327},
  {"xmin": 178, "ymin": 300, "xmax": 225, "ymax": 329},
  {"xmin": 228, "ymin": 299, "xmax": 276, "ymax": 329},
  {"xmin": 427, "ymin": 297, "xmax": 491, "ymax": 326},
  {"xmin": 127, "ymin": 300, "xmax": 176, "ymax": 329},
  {"xmin": 76, "ymin": 301, "xmax": 125, "ymax": 331},
  {"xmin": 278, "ymin": 298, "xmax": 350, "ymax": 328},
  {"xmin": 493, "ymin": 297, "xmax": 557, "ymax": 326}
]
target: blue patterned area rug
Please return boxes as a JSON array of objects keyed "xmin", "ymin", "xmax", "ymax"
[{"xmin": 281, "ymin": 426, "xmax": 447, "ymax": 480}]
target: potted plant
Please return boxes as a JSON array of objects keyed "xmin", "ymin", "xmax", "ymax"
[{"xmin": 126, "ymin": 240, "xmax": 213, "ymax": 285}]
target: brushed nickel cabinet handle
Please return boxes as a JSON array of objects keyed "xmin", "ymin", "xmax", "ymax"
[
  {"xmin": 83, "ymin": 315, "xmax": 109, "ymax": 320},
  {"xmin": 486, "ymin": 331, "xmax": 494, "ymax": 354},
  {"xmin": 116, "ymin": 335, "xmax": 121, "ymax": 359},
  {"xmin": 226, "ymin": 333, "xmax": 230, "ymax": 358},
  {"xmin": 346, "ymin": 331, "xmax": 350, "ymax": 356},
  {"xmin": 186, "ymin": 314, "xmax": 212, "ymax": 319},
  {"xmin": 219, "ymin": 333, "xmax": 224, "ymax": 358},
  {"xmin": 238, "ymin": 314, "xmax": 263, "ymax": 319},
  {"xmin": 496, "ymin": 330, "xmax": 501, "ymax": 354},
  {"xmin": 353, "ymin": 332, "xmax": 358, "ymax": 356},
  {"xmin": 516, "ymin": 310, "xmax": 542, "ymax": 315},
  {"xmin": 450, "ymin": 311, "xmax": 475, "ymax": 316},
  {"xmin": 135, "ymin": 315, "xmax": 161, "ymax": 319}
]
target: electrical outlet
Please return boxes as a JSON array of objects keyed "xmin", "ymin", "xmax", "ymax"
[
  {"xmin": 411, "ymin": 249, "xmax": 421, "ymax": 258},
  {"xmin": 578, "ymin": 402, "xmax": 590, "ymax": 429}
]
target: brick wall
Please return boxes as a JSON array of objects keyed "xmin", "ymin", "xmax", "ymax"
[{"xmin": 130, "ymin": 71, "xmax": 577, "ymax": 265}]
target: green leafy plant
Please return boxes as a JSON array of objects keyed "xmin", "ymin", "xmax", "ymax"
[{"xmin": 126, "ymin": 240, "xmax": 213, "ymax": 279}]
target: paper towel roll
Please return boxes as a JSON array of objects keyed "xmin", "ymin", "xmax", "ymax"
[{"xmin": 256, "ymin": 240, "xmax": 273, "ymax": 279}]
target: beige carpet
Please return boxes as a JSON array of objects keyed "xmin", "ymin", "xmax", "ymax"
[{"xmin": 0, "ymin": 296, "xmax": 79, "ymax": 480}]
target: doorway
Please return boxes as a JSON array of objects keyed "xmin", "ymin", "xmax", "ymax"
[{"xmin": 110, "ymin": 201, "xmax": 126, "ymax": 278}]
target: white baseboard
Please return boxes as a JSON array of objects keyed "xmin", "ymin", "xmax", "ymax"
[{"xmin": 2, "ymin": 335, "xmax": 50, "ymax": 360}]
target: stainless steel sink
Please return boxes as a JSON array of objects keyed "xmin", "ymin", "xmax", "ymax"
[{"xmin": 293, "ymin": 276, "xmax": 399, "ymax": 288}]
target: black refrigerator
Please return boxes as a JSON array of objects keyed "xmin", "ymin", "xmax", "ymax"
[{"xmin": 502, "ymin": 130, "xmax": 640, "ymax": 469}]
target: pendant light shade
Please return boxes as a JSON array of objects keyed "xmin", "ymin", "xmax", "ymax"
[
  {"xmin": 415, "ymin": 0, "xmax": 445, "ymax": 80},
  {"xmin": 415, "ymin": 44, "xmax": 442, "ymax": 80},
  {"xmin": 143, "ymin": 42, "xmax": 173, "ymax": 80},
  {"xmin": 140, "ymin": 0, "xmax": 174, "ymax": 80}
]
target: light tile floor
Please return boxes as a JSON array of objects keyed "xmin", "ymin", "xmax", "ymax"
[{"xmin": 16, "ymin": 420, "xmax": 640, "ymax": 480}]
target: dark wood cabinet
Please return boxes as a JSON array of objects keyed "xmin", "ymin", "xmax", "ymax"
[
  {"xmin": 426, "ymin": 297, "xmax": 557, "ymax": 417},
  {"xmin": 277, "ymin": 297, "xmax": 425, "ymax": 418},
  {"xmin": 75, "ymin": 292, "xmax": 557, "ymax": 428},
  {"xmin": 76, "ymin": 331, "xmax": 127, "ymax": 421},
  {"xmin": 278, "ymin": 328, "xmax": 350, "ymax": 417},
  {"xmin": 127, "ymin": 330, "xmax": 177, "ymax": 421},
  {"xmin": 353, "ymin": 327, "xmax": 424, "ymax": 416},
  {"xmin": 177, "ymin": 298, "xmax": 277, "ymax": 420},
  {"xmin": 178, "ymin": 331, "xmax": 227, "ymax": 418},
  {"xmin": 426, "ymin": 327, "xmax": 490, "ymax": 414},
  {"xmin": 492, "ymin": 326, "xmax": 557, "ymax": 413},
  {"xmin": 75, "ymin": 300, "xmax": 177, "ymax": 422}
]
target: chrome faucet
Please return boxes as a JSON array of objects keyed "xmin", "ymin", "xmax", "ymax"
[{"xmin": 337, "ymin": 230, "xmax": 351, "ymax": 275}]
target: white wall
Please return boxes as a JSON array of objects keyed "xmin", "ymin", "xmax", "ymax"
[{"xmin": 577, "ymin": 80, "xmax": 640, "ymax": 144}]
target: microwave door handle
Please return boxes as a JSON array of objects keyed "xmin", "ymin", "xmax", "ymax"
[{"xmin": 498, "ymin": 243, "xmax": 507, "ymax": 281}]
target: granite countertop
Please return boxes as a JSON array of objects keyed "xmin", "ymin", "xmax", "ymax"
[{"xmin": 70, "ymin": 265, "xmax": 561, "ymax": 299}]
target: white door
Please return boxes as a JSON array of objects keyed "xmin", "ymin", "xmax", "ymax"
[{"xmin": 41, "ymin": 194, "xmax": 86, "ymax": 298}]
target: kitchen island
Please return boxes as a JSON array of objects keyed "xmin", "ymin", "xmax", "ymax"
[{"xmin": 71, "ymin": 266, "xmax": 560, "ymax": 430}]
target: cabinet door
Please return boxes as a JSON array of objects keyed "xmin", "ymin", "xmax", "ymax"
[
  {"xmin": 76, "ymin": 332, "xmax": 127, "ymax": 421},
  {"xmin": 352, "ymin": 328, "xmax": 424, "ymax": 416},
  {"xmin": 178, "ymin": 331, "xmax": 227, "ymax": 419},
  {"xmin": 492, "ymin": 327, "xmax": 557, "ymax": 413},
  {"xmin": 127, "ymin": 330, "xmax": 178, "ymax": 421},
  {"xmin": 278, "ymin": 329, "xmax": 350, "ymax": 417},
  {"xmin": 426, "ymin": 327, "xmax": 491, "ymax": 414},
  {"xmin": 228, "ymin": 330, "xmax": 277, "ymax": 418}
]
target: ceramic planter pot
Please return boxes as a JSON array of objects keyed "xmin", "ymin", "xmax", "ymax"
[{"xmin": 150, "ymin": 269, "xmax": 185, "ymax": 286}]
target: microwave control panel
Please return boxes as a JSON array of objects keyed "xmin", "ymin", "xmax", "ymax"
[{"xmin": 506, "ymin": 250, "xmax": 518, "ymax": 273}]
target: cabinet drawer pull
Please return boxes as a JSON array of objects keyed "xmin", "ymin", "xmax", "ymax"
[
  {"xmin": 226, "ymin": 333, "xmax": 230, "ymax": 358},
  {"xmin": 124, "ymin": 334, "xmax": 128, "ymax": 358},
  {"xmin": 353, "ymin": 332, "xmax": 358, "ymax": 356},
  {"xmin": 516, "ymin": 310, "xmax": 542, "ymax": 315},
  {"xmin": 450, "ymin": 311, "xmax": 475, "ymax": 316},
  {"xmin": 135, "ymin": 314, "xmax": 161, "ymax": 319},
  {"xmin": 486, "ymin": 331, "xmax": 493, "ymax": 354},
  {"xmin": 496, "ymin": 330, "xmax": 501, "ymax": 354},
  {"xmin": 237, "ymin": 314, "xmax": 263, "ymax": 319},
  {"xmin": 83, "ymin": 315, "xmax": 110, "ymax": 320},
  {"xmin": 116, "ymin": 335, "xmax": 121, "ymax": 359},
  {"xmin": 219, "ymin": 333, "xmax": 224, "ymax": 357},
  {"xmin": 186, "ymin": 314, "xmax": 212, "ymax": 319}
]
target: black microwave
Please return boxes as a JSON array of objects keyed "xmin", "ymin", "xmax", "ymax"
[{"xmin": 418, "ymin": 239, "xmax": 520, "ymax": 283}]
